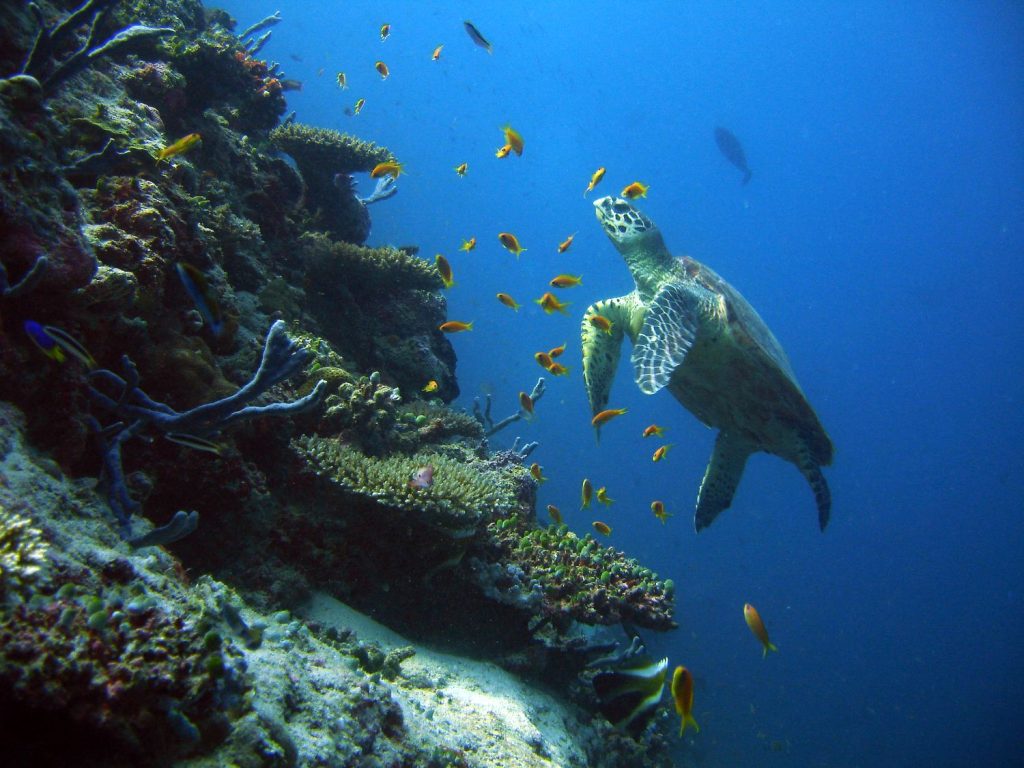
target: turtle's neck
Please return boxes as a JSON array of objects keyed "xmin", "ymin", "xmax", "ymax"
[{"xmin": 620, "ymin": 229, "xmax": 677, "ymax": 301}]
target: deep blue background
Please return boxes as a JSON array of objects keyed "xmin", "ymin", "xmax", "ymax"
[{"xmin": 219, "ymin": 2, "xmax": 1024, "ymax": 764}]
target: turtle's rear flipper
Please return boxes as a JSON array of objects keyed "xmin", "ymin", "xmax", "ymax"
[
  {"xmin": 799, "ymin": 459, "xmax": 831, "ymax": 531},
  {"xmin": 695, "ymin": 431, "xmax": 753, "ymax": 531}
]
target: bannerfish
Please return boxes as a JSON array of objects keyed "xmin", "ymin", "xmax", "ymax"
[
  {"xmin": 671, "ymin": 666, "xmax": 700, "ymax": 736},
  {"xmin": 592, "ymin": 656, "xmax": 668, "ymax": 735},
  {"xmin": 714, "ymin": 126, "xmax": 752, "ymax": 185},
  {"xmin": 175, "ymin": 262, "xmax": 224, "ymax": 335},
  {"xmin": 23, "ymin": 321, "xmax": 95, "ymax": 368},
  {"xmin": 463, "ymin": 20, "xmax": 493, "ymax": 54},
  {"xmin": 408, "ymin": 465, "xmax": 434, "ymax": 490}
]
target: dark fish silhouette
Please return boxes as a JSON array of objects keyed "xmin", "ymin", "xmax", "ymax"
[{"xmin": 714, "ymin": 126, "xmax": 752, "ymax": 185}]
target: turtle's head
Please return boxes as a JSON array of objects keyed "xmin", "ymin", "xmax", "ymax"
[{"xmin": 593, "ymin": 197, "xmax": 670, "ymax": 281}]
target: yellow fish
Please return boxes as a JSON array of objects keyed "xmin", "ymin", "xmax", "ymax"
[
  {"xmin": 592, "ymin": 521, "xmax": 612, "ymax": 536},
  {"xmin": 651, "ymin": 500, "xmax": 673, "ymax": 524},
  {"xmin": 621, "ymin": 181, "xmax": 649, "ymax": 199},
  {"xmin": 352, "ymin": 98, "xmax": 365, "ymax": 115},
  {"xmin": 744, "ymin": 603, "xmax": 779, "ymax": 658},
  {"xmin": 495, "ymin": 143, "xmax": 513, "ymax": 159},
  {"xmin": 529, "ymin": 462, "xmax": 548, "ymax": 483},
  {"xmin": 583, "ymin": 167, "xmax": 606, "ymax": 197},
  {"xmin": 370, "ymin": 161, "xmax": 404, "ymax": 179},
  {"xmin": 596, "ymin": 487, "xmax": 614, "ymax": 506},
  {"xmin": 460, "ymin": 237, "xmax": 476, "ymax": 251},
  {"xmin": 156, "ymin": 132, "xmax": 202, "ymax": 162},
  {"xmin": 534, "ymin": 292, "xmax": 570, "ymax": 315},
  {"xmin": 588, "ymin": 314, "xmax": 614, "ymax": 335},
  {"xmin": 642, "ymin": 424, "xmax": 666, "ymax": 438},
  {"xmin": 652, "ymin": 444, "xmax": 672, "ymax": 462},
  {"xmin": 496, "ymin": 292, "xmax": 520, "ymax": 311},
  {"xmin": 535, "ymin": 351, "xmax": 554, "ymax": 370},
  {"xmin": 671, "ymin": 666, "xmax": 700, "ymax": 736},
  {"xmin": 502, "ymin": 125, "xmax": 524, "ymax": 156},
  {"xmin": 547, "ymin": 504, "xmax": 563, "ymax": 525},
  {"xmin": 547, "ymin": 362, "xmax": 569, "ymax": 376},
  {"xmin": 380, "ymin": 23, "xmax": 391, "ymax": 41},
  {"xmin": 435, "ymin": 254, "xmax": 454, "ymax": 288},
  {"xmin": 375, "ymin": 60, "xmax": 390, "ymax": 79},
  {"xmin": 591, "ymin": 408, "xmax": 627, "ymax": 428},
  {"xmin": 439, "ymin": 320, "xmax": 473, "ymax": 333},
  {"xmin": 549, "ymin": 274, "xmax": 582, "ymax": 289},
  {"xmin": 336, "ymin": 72, "xmax": 348, "ymax": 89},
  {"xmin": 547, "ymin": 343, "xmax": 566, "ymax": 358},
  {"xmin": 432, "ymin": 44, "xmax": 444, "ymax": 61},
  {"xmin": 422, "ymin": 380, "xmax": 439, "ymax": 393},
  {"xmin": 498, "ymin": 232, "xmax": 526, "ymax": 257},
  {"xmin": 519, "ymin": 391, "xmax": 535, "ymax": 418},
  {"xmin": 557, "ymin": 233, "xmax": 576, "ymax": 253},
  {"xmin": 454, "ymin": 162, "xmax": 468, "ymax": 176},
  {"xmin": 581, "ymin": 478, "xmax": 593, "ymax": 509}
]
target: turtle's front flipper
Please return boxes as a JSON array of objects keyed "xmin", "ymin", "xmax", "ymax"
[
  {"xmin": 695, "ymin": 431, "xmax": 754, "ymax": 531},
  {"xmin": 582, "ymin": 293, "xmax": 636, "ymax": 426},
  {"xmin": 632, "ymin": 282, "xmax": 724, "ymax": 395}
]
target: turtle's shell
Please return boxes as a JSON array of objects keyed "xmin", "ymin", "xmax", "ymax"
[{"xmin": 668, "ymin": 256, "xmax": 833, "ymax": 467}]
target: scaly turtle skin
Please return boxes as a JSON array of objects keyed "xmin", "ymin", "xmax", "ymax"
[{"xmin": 582, "ymin": 197, "xmax": 833, "ymax": 531}]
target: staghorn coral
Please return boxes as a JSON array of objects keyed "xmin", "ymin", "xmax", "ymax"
[
  {"xmin": 0, "ymin": 504, "xmax": 48, "ymax": 600},
  {"xmin": 301, "ymin": 231, "xmax": 442, "ymax": 293}
]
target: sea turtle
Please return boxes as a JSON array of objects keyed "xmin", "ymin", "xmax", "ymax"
[{"xmin": 582, "ymin": 197, "xmax": 833, "ymax": 531}]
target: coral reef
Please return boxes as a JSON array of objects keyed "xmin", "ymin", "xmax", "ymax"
[{"xmin": 0, "ymin": 504, "xmax": 48, "ymax": 600}]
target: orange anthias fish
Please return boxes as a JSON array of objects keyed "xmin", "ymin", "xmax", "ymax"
[
  {"xmin": 583, "ymin": 167, "xmax": 606, "ymax": 197},
  {"xmin": 596, "ymin": 487, "xmax": 614, "ymax": 506},
  {"xmin": 622, "ymin": 181, "xmax": 649, "ymax": 199},
  {"xmin": 503, "ymin": 125, "xmax": 524, "ymax": 156},
  {"xmin": 496, "ymin": 292, "xmax": 520, "ymax": 311},
  {"xmin": 495, "ymin": 144, "xmax": 513, "ymax": 159},
  {"xmin": 535, "ymin": 351, "xmax": 554, "ymax": 370},
  {"xmin": 498, "ymin": 232, "xmax": 526, "ymax": 257},
  {"xmin": 454, "ymin": 162, "xmax": 468, "ymax": 176},
  {"xmin": 439, "ymin": 320, "xmax": 473, "ymax": 333},
  {"xmin": 422, "ymin": 380, "xmax": 439, "ymax": 393},
  {"xmin": 547, "ymin": 504, "xmax": 563, "ymax": 525},
  {"xmin": 535, "ymin": 292, "xmax": 570, "ymax": 315},
  {"xmin": 557, "ymin": 233, "xmax": 576, "ymax": 253},
  {"xmin": 432, "ymin": 44, "xmax": 444, "ymax": 60},
  {"xmin": 581, "ymin": 478, "xmax": 593, "ymax": 509},
  {"xmin": 380, "ymin": 23, "xmax": 391, "ymax": 41},
  {"xmin": 435, "ymin": 254, "xmax": 454, "ymax": 288},
  {"xmin": 744, "ymin": 603, "xmax": 779, "ymax": 657},
  {"xmin": 651, "ymin": 500, "xmax": 673, "ymax": 524},
  {"xmin": 460, "ymin": 237, "xmax": 476, "ymax": 251},
  {"xmin": 591, "ymin": 408, "xmax": 627, "ymax": 428},
  {"xmin": 371, "ymin": 161, "xmax": 404, "ymax": 179},
  {"xmin": 156, "ymin": 132, "xmax": 202, "ymax": 162},
  {"xmin": 592, "ymin": 521, "xmax": 612, "ymax": 536},
  {"xmin": 588, "ymin": 314, "xmax": 614, "ymax": 335},
  {"xmin": 671, "ymin": 666, "xmax": 700, "ymax": 736},
  {"xmin": 548, "ymin": 343, "xmax": 566, "ymax": 358},
  {"xmin": 642, "ymin": 424, "xmax": 666, "ymax": 438},
  {"xmin": 375, "ymin": 60, "xmax": 390, "ymax": 79},
  {"xmin": 547, "ymin": 362, "xmax": 569, "ymax": 376},
  {"xmin": 549, "ymin": 274, "xmax": 582, "ymax": 289},
  {"xmin": 529, "ymin": 462, "xmax": 547, "ymax": 483},
  {"xmin": 519, "ymin": 391, "xmax": 535, "ymax": 417},
  {"xmin": 652, "ymin": 444, "xmax": 673, "ymax": 462}
]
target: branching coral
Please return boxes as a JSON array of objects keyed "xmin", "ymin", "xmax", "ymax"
[{"xmin": 0, "ymin": 504, "xmax": 48, "ymax": 599}]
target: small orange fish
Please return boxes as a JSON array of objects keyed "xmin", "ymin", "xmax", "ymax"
[
  {"xmin": 380, "ymin": 23, "xmax": 391, "ymax": 41},
  {"xmin": 535, "ymin": 292, "xmax": 570, "ymax": 315},
  {"xmin": 498, "ymin": 232, "xmax": 526, "ymax": 257},
  {"xmin": 375, "ymin": 60, "xmax": 390, "ymax": 79},
  {"xmin": 652, "ymin": 444, "xmax": 673, "ymax": 462},
  {"xmin": 435, "ymin": 254, "xmax": 454, "ymax": 288},
  {"xmin": 439, "ymin": 320, "xmax": 473, "ymax": 333},
  {"xmin": 454, "ymin": 162, "xmax": 468, "ymax": 176},
  {"xmin": 530, "ymin": 462, "xmax": 547, "ymax": 483},
  {"xmin": 352, "ymin": 98, "xmax": 365, "ymax": 115},
  {"xmin": 591, "ymin": 408, "xmax": 627, "ymax": 428},
  {"xmin": 744, "ymin": 603, "xmax": 778, "ymax": 658},
  {"xmin": 557, "ymin": 233, "xmax": 576, "ymax": 253},
  {"xmin": 495, "ymin": 143, "xmax": 513, "ymax": 159},
  {"xmin": 642, "ymin": 425, "xmax": 666, "ymax": 438},
  {"xmin": 549, "ymin": 274, "xmax": 582, "ymax": 289},
  {"xmin": 156, "ymin": 132, "xmax": 202, "ymax": 162},
  {"xmin": 581, "ymin": 478, "xmax": 593, "ymax": 509},
  {"xmin": 370, "ymin": 161, "xmax": 404, "ymax": 179},
  {"xmin": 422, "ymin": 380, "xmax": 439, "ymax": 393},
  {"xmin": 596, "ymin": 487, "xmax": 614, "ymax": 506},
  {"xmin": 588, "ymin": 314, "xmax": 614, "ymax": 335},
  {"xmin": 547, "ymin": 504, "xmax": 563, "ymax": 525},
  {"xmin": 547, "ymin": 343, "xmax": 566, "ymax": 358},
  {"xmin": 671, "ymin": 666, "xmax": 700, "ymax": 736},
  {"xmin": 432, "ymin": 44, "xmax": 444, "ymax": 61},
  {"xmin": 535, "ymin": 351, "xmax": 554, "ymax": 370},
  {"xmin": 460, "ymin": 237, "xmax": 476, "ymax": 251},
  {"xmin": 583, "ymin": 167, "xmax": 606, "ymax": 197},
  {"xmin": 503, "ymin": 125, "xmax": 524, "ymax": 156},
  {"xmin": 336, "ymin": 72, "xmax": 348, "ymax": 89},
  {"xmin": 547, "ymin": 362, "xmax": 569, "ymax": 376},
  {"xmin": 592, "ymin": 521, "xmax": 612, "ymax": 536},
  {"xmin": 622, "ymin": 181, "xmax": 649, "ymax": 199},
  {"xmin": 519, "ymin": 391, "xmax": 535, "ymax": 417},
  {"xmin": 496, "ymin": 292, "xmax": 520, "ymax": 311},
  {"xmin": 651, "ymin": 500, "xmax": 673, "ymax": 524}
]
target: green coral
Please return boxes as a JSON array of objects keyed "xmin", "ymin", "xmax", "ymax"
[
  {"xmin": 293, "ymin": 436, "xmax": 519, "ymax": 532},
  {"xmin": 0, "ymin": 505, "xmax": 48, "ymax": 599},
  {"xmin": 302, "ymin": 231, "xmax": 442, "ymax": 292}
]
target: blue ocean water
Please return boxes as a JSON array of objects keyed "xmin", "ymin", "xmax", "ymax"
[{"xmin": 219, "ymin": 2, "xmax": 1024, "ymax": 765}]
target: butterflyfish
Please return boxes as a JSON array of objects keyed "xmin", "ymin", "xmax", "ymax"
[
  {"xmin": 534, "ymin": 292, "xmax": 570, "ymax": 315},
  {"xmin": 592, "ymin": 656, "xmax": 668, "ymax": 736},
  {"xmin": 496, "ymin": 292, "xmax": 520, "ymax": 310},
  {"xmin": 156, "ymin": 132, "xmax": 202, "ymax": 162},
  {"xmin": 671, "ymin": 666, "xmax": 700, "ymax": 736},
  {"xmin": 463, "ymin": 21, "xmax": 493, "ymax": 54},
  {"xmin": 581, "ymin": 478, "xmax": 593, "ymax": 509},
  {"xmin": 621, "ymin": 181, "xmax": 649, "ymax": 199},
  {"xmin": 498, "ymin": 232, "xmax": 526, "ymax": 256},
  {"xmin": 439, "ymin": 320, "xmax": 473, "ymax": 333},
  {"xmin": 744, "ymin": 603, "xmax": 778, "ymax": 657},
  {"xmin": 435, "ymin": 254, "xmax": 454, "ymax": 287},
  {"xmin": 584, "ymin": 167, "xmax": 606, "ymax": 197},
  {"xmin": 549, "ymin": 274, "xmax": 582, "ymax": 289}
]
